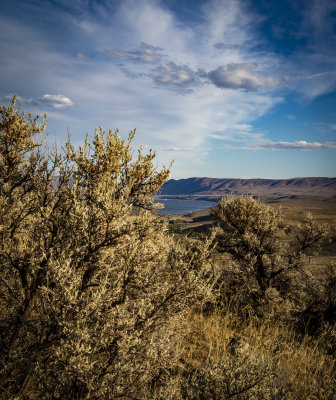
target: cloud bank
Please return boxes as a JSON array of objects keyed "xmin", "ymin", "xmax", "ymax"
[{"xmin": 249, "ymin": 141, "xmax": 336, "ymax": 150}]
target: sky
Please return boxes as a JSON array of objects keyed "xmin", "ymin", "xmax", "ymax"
[{"xmin": 1, "ymin": 0, "xmax": 336, "ymax": 179}]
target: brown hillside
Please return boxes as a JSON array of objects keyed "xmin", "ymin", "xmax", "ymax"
[{"xmin": 159, "ymin": 177, "xmax": 336, "ymax": 199}]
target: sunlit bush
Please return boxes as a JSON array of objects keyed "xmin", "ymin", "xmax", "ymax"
[
  {"xmin": 0, "ymin": 96, "xmax": 214, "ymax": 399},
  {"xmin": 0, "ymin": 97, "xmax": 334, "ymax": 399}
]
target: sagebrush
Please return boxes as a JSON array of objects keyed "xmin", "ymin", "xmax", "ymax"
[{"xmin": 0, "ymin": 96, "xmax": 335, "ymax": 399}]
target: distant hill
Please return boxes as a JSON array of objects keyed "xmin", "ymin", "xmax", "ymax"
[{"xmin": 159, "ymin": 177, "xmax": 336, "ymax": 199}]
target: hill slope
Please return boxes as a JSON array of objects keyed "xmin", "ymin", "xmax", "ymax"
[{"xmin": 159, "ymin": 177, "xmax": 336, "ymax": 199}]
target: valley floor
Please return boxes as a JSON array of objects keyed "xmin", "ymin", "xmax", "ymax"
[{"xmin": 172, "ymin": 195, "xmax": 336, "ymax": 261}]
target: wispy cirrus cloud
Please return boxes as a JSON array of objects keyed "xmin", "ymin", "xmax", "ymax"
[
  {"xmin": 105, "ymin": 42, "xmax": 163, "ymax": 64},
  {"xmin": 305, "ymin": 121, "xmax": 336, "ymax": 133},
  {"xmin": 213, "ymin": 42, "xmax": 242, "ymax": 50},
  {"xmin": 3, "ymin": 93, "xmax": 35, "ymax": 105},
  {"xmin": 285, "ymin": 0, "xmax": 336, "ymax": 101},
  {"xmin": 300, "ymin": 0, "xmax": 336, "ymax": 54},
  {"xmin": 248, "ymin": 140, "xmax": 336, "ymax": 150},
  {"xmin": 1, "ymin": 0, "xmax": 335, "ymax": 178},
  {"xmin": 288, "ymin": 70, "xmax": 336, "ymax": 101},
  {"xmin": 73, "ymin": 52, "xmax": 86, "ymax": 59},
  {"xmin": 161, "ymin": 146, "xmax": 194, "ymax": 152}
]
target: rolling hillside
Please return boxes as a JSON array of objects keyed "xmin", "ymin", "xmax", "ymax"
[{"xmin": 159, "ymin": 177, "xmax": 336, "ymax": 199}]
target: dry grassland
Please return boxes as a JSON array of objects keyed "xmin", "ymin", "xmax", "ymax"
[{"xmin": 179, "ymin": 195, "xmax": 336, "ymax": 260}]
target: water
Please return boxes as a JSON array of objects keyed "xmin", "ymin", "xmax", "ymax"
[{"xmin": 155, "ymin": 198, "xmax": 217, "ymax": 215}]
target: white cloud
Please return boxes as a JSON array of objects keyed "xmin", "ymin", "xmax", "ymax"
[
  {"xmin": 209, "ymin": 123, "xmax": 266, "ymax": 143},
  {"xmin": 73, "ymin": 52, "xmax": 86, "ymax": 59},
  {"xmin": 106, "ymin": 42, "xmax": 163, "ymax": 64},
  {"xmin": 300, "ymin": 0, "xmax": 336, "ymax": 53},
  {"xmin": 283, "ymin": 0, "xmax": 336, "ymax": 101},
  {"xmin": 3, "ymin": 93, "xmax": 34, "ymax": 104},
  {"xmin": 73, "ymin": 20, "xmax": 96, "ymax": 34},
  {"xmin": 213, "ymin": 42, "xmax": 242, "ymax": 50},
  {"xmin": 292, "ymin": 70, "xmax": 336, "ymax": 101},
  {"xmin": 161, "ymin": 146, "xmax": 194, "ymax": 152},
  {"xmin": 3, "ymin": 0, "xmax": 330, "ymax": 178},
  {"xmin": 2, "ymin": 93, "xmax": 74, "ymax": 110},
  {"xmin": 0, "ymin": 0, "xmax": 282, "ymax": 153},
  {"xmin": 306, "ymin": 121, "xmax": 336, "ymax": 133},
  {"xmin": 201, "ymin": 0, "xmax": 261, "ymax": 52},
  {"xmin": 113, "ymin": 0, "xmax": 190, "ymax": 59},
  {"xmin": 249, "ymin": 140, "xmax": 336, "ymax": 150},
  {"xmin": 208, "ymin": 63, "xmax": 279, "ymax": 91},
  {"xmin": 39, "ymin": 94, "xmax": 74, "ymax": 109}
]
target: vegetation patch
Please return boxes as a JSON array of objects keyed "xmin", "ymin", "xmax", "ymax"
[{"xmin": 0, "ymin": 97, "xmax": 335, "ymax": 399}]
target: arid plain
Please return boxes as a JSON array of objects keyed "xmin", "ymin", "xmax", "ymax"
[{"xmin": 161, "ymin": 177, "xmax": 336, "ymax": 263}]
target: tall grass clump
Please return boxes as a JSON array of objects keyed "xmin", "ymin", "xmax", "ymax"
[{"xmin": 174, "ymin": 306, "xmax": 335, "ymax": 399}]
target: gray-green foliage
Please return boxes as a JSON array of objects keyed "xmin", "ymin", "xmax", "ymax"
[
  {"xmin": 0, "ymin": 96, "xmax": 214, "ymax": 399},
  {"xmin": 211, "ymin": 195, "xmax": 329, "ymax": 303},
  {"xmin": 0, "ymin": 97, "xmax": 334, "ymax": 400}
]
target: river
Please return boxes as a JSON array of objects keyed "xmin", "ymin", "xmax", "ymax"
[{"xmin": 155, "ymin": 198, "xmax": 217, "ymax": 215}]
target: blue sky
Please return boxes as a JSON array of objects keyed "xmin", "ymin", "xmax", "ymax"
[{"xmin": 1, "ymin": 0, "xmax": 335, "ymax": 178}]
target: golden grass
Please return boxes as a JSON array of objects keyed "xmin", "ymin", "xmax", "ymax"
[{"xmin": 180, "ymin": 308, "xmax": 336, "ymax": 399}]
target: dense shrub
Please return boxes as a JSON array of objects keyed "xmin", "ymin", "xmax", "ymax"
[
  {"xmin": 211, "ymin": 195, "xmax": 330, "ymax": 310},
  {"xmin": 168, "ymin": 218, "xmax": 186, "ymax": 233},
  {"xmin": 0, "ymin": 97, "xmax": 334, "ymax": 399},
  {"xmin": 0, "ymin": 96, "xmax": 214, "ymax": 399}
]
